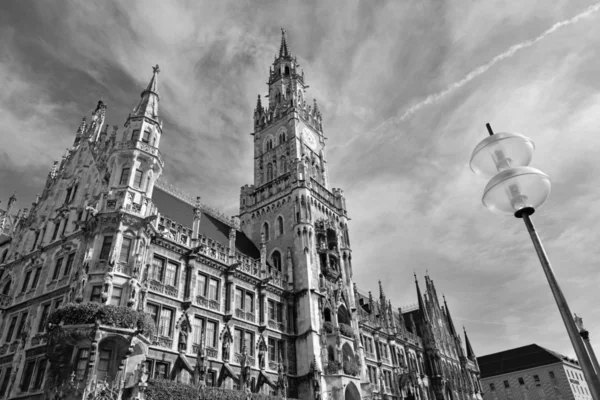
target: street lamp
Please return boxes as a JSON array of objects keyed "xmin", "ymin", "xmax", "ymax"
[{"xmin": 470, "ymin": 123, "xmax": 600, "ymax": 400}]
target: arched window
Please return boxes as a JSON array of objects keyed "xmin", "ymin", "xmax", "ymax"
[
  {"xmin": 266, "ymin": 138, "xmax": 273, "ymax": 151},
  {"xmin": 2, "ymin": 280, "xmax": 10, "ymax": 295},
  {"xmin": 276, "ymin": 216, "xmax": 284, "ymax": 236},
  {"xmin": 266, "ymin": 164, "xmax": 273, "ymax": 181},
  {"xmin": 284, "ymin": 66, "xmax": 290, "ymax": 76},
  {"xmin": 142, "ymin": 128, "xmax": 151, "ymax": 144},
  {"xmin": 279, "ymin": 156, "xmax": 286, "ymax": 173},
  {"xmin": 262, "ymin": 222, "xmax": 269, "ymax": 242},
  {"xmin": 279, "ymin": 132, "xmax": 286, "ymax": 145},
  {"xmin": 271, "ymin": 251, "xmax": 282, "ymax": 272}
]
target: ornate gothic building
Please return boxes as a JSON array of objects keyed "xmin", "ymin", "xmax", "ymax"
[{"xmin": 0, "ymin": 30, "xmax": 483, "ymax": 400}]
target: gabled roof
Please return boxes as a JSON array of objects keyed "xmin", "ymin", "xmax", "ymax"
[
  {"xmin": 152, "ymin": 187, "xmax": 260, "ymax": 259},
  {"xmin": 478, "ymin": 344, "xmax": 570, "ymax": 378}
]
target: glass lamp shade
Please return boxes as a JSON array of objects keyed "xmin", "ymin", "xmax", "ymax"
[
  {"xmin": 470, "ymin": 132, "xmax": 535, "ymax": 177},
  {"xmin": 482, "ymin": 166, "xmax": 551, "ymax": 215}
]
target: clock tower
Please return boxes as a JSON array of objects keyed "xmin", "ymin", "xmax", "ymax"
[{"xmin": 240, "ymin": 29, "xmax": 359, "ymax": 400}]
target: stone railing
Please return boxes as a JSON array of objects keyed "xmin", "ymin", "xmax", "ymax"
[
  {"xmin": 46, "ymin": 302, "xmax": 156, "ymax": 337},
  {"xmin": 195, "ymin": 296, "xmax": 220, "ymax": 311},
  {"xmin": 310, "ymin": 178, "xmax": 339, "ymax": 210},
  {"xmin": 149, "ymin": 280, "xmax": 179, "ymax": 298},
  {"xmin": 235, "ymin": 308, "xmax": 256, "ymax": 323},
  {"xmin": 195, "ymin": 234, "xmax": 289, "ymax": 290},
  {"xmin": 234, "ymin": 352, "xmax": 256, "ymax": 366},
  {"xmin": 268, "ymin": 320, "xmax": 285, "ymax": 332},
  {"xmin": 115, "ymin": 140, "xmax": 164, "ymax": 166},
  {"xmin": 152, "ymin": 335, "xmax": 173, "ymax": 349}
]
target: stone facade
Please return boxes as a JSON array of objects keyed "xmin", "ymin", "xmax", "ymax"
[
  {"xmin": 0, "ymin": 30, "xmax": 483, "ymax": 400},
  {"xmin": 480, "ymin": 352, "xmax": 592, "ymax": 400}
]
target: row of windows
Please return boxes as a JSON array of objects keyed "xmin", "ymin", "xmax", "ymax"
[
  {"xmin": 264, "ymin": 131, "xmax": 286, "ymax": 152},
  {"xmin": 261, "ymin": 217, "xmax": 285, "ymax": 241},
  {"xmin": 130, "ymin": 128, "xmax": 155, "ymax": 145},
  {"xmin": 366, "ymin": 365, "xmax": 394, "ymax": 391},
  {"xmin": 360, "ymin": 334, "xmax": 413, "ymax": 369},
  {"xmin": 3, "ymin": 250, "xmax": 79, "ymax": 299},
  {"xmin": 567, "ymin": 369, "xmax": 585, "ymax": 382},
  {"xmin": 265, "ymin": 157, "xmax": 288, "ymax": 182},
  {"xmin": 74, "ymin": 346, "xmax": 114, "ymax": 382},
  {"xmin": 29, "ymin": 209, "xmax": 86, "ymax": 253},
  {"xmin": 3, "ymin": 297, "xmax": 63, "ymax": 344},
  {"xmin": 118, "ymin": 167, "xmax": 149, "ymax": 190},
  {"xmin": 18, "ymin": 357, "xmax": 47, "ymax": 394},
  {"xmin": 490, "ymin": 371, "xmax": 556, "ymax": 391}
]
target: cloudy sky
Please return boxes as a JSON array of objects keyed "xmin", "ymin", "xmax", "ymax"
[{"xmin": 2, "ymin": 0, "xmax": 600, "ymax": 361}]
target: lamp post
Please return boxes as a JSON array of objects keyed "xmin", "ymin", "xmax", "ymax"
[{"xmin": 469, "ymin": 123, "xmax": 600, "ymax": 400}]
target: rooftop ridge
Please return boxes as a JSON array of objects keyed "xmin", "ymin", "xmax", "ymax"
[
  {"xmin": 154, "ymin": 178, "xmax": 240, "ymax": 230},
  {"xmin": 355, "ymin": 287, "xmax": 419, "ymax": 313}
]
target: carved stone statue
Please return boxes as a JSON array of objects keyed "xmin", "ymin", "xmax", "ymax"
[
  {"xmin": 178, "ymin": 320, "xmax": 189, "ymax": 353},
  {"xmin": 222, "ymin": 334, "xmax": 231, "ymax": 362},
  {"xmin": 258, "ymin": 337, "xmax": 267, "ymax": 369}
]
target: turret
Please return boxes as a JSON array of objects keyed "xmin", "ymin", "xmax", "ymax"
[{"xmin": 106, "ymin": 65, "xmax": 164, "ymax": 211}]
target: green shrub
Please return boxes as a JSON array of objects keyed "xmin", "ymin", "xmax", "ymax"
[
  {"xmin": 343, "ymin": 359, "xmax": 360, "ymax": 376},
  {"xmin": 47, "ymin": 302, "xmax": 155, "ymax": 337},
  {"xmin": 339, "ymin": 323, "xmax": 354, "ymax": 338},
  {"xmin": 145, "ymin": 379, "xmax": 297, "ymax": 400}
]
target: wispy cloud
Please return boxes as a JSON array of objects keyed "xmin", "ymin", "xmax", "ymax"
[{"xmin": 1, "ymin": 0, "xmax": 600, "ymax": 361}]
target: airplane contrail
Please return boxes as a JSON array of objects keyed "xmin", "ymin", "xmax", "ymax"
[
  {"xmin": 333, "ymin": 3, "xmax": 600, "ymax": 150},
  {"xmin": 395, "ymin": 2, "xmax": 600, "ymax": 123}
]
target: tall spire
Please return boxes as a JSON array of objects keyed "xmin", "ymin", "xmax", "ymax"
[
  {"xmin": 279, "ymin": 28, "xmax": 290, "ymax": 58},
  {"xmin": 443, "ymin": 294, "xmax": 457, "ymax": 336},
  {"xmin": 415, "ymin": 273, "xmax": 429, "ymax": 323},
  {"xmin": 133, "ymin": 64, "xmax": 160, "ymax": 119},
  {"xmin": 464, "ymin": 326, "xmax": 476, "ymax": 361}
]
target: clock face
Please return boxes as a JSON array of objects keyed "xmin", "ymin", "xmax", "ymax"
[{"xmin": 303, "ymin": 128, "xmax": 317, "ymax": 150}]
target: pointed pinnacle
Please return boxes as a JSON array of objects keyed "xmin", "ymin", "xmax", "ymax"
[{"xmin": 279, "ymin": 27, "xmax": 289, "ymax": 57}]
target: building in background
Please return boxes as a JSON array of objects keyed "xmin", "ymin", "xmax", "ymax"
[
  {"xmin": 0, "ymin": 30, "xmax": 482, "ymax": 400},
  {"xmin": 478, "ymin": 344, "xmax": 592, "ymax": 400}
]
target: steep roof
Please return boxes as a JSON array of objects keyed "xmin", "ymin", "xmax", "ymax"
[
  {"xmin": 152, "ymin": 187, "xmax": 260, "ymax": 259},
  {"xmin": 478, "ymin": 344, "xmax": 570, "ymax": 378}
]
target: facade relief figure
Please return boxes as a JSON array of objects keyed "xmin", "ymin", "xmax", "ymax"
[
  {"xmin": 258, "ymin": 335, "xmax": 267, "ymax": 369},
  {"xmin": 178, "ymin": 319, "xmax": 189, "ymax": 353}
]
